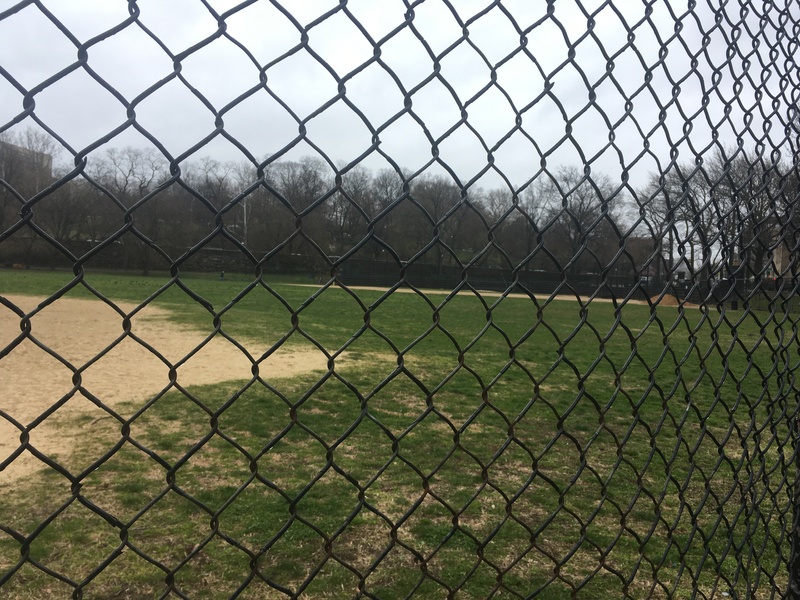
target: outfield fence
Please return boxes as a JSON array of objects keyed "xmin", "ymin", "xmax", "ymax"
[{"xmin": 2, "ymin": 1, "xmax": 800, "ymax": 598}]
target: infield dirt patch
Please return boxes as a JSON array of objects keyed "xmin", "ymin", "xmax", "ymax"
[{"xmin": 0, "ymin": 294, "xmax": 330, "ymax": 483}]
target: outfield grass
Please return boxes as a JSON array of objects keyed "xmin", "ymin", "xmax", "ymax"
[{"xmin": 0, "ymin": 269, "xmax": 797, "ymax": 598}]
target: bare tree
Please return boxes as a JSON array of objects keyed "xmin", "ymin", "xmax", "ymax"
[
  {"xmin": 183, "ymin": 157, "xmax": 257, "ymax": 248},
  {"xmin": 777, "ymin": 161, "xmax": 800, "ymax": 279},
  {"xmin": 638, "ymin": 171, "xmax": 696, "ymax": 282},
  {"xmin": 366, "ymin": 168, "xmax": 405, "ymax": 259},
  {"xmin": 642, "ymin": 148, "xmax": 786, "ymax": 284},
  {"xmin": 93, "ymin": 147, "xmax": 165, "ymax": 205},
  {"xmin": 496, "ymin": 181, "xmax": 550, "ymax": 270},
  {"xmin": 266, "ymin": 157, "xmax": 331, "ymax": 263},
  {"xmin": 228, "ymin": 161, "xmax": 260, "ymax": 249},
  {"xmin": 479, "ymin": 187, "xmax": 512, "ymax": 261},
  {"xmin": 407, "ymin": 174, "xmax": 463, "ymax": 273},
  {"xmin": 90, "ymin": 147, "xmax": 168, "ymax": 274},
  {"xmin": 539, "ymin": 166, "xmax": 621, "ymax": 275},
  {"xmin": 712, "ymin": 152, "xmax": 784, "ymax": 282},
  {"xmin": 328, "ymin": 165, "xmax": 372, "ymax": 255}
]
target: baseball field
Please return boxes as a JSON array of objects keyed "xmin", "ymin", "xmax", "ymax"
[{"xmin": 0, "ymin": 269, "xmax": 793, "ymax": 598}]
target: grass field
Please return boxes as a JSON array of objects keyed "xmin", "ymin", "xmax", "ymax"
[{"xmin": 0, "ymin": 269, "xmax": 797, "ymax": 599}]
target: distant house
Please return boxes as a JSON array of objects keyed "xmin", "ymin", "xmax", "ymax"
[{"xmin": 672, "ymin": 257, "xmax": 691, "ymax": 281}]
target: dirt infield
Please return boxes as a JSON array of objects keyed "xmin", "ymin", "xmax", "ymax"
[{"xmin": 0, "ymin": 295, "xmax": 329, "ymax": 483}]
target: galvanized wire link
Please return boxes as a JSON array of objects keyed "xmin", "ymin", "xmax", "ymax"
[{"xmin": 1, "ymin": 0, "xmax": 800, "ymax": 598}]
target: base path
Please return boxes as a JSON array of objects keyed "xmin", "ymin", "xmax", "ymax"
[
  {"xmin": 0, "ymin": 295, "xmax": 329, "ymax": 484},
  {"xmin": 291, "ymin": 283, "xmax": 666, "ymax": 305}
]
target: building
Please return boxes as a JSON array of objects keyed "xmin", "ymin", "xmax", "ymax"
[{"xmin": 0, "ymin": 139, "xmax": 54, "ymax": 192}]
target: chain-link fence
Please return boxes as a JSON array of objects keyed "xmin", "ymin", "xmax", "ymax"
[{"xmin": 1, "ymin": 0, "xmax": 800, "ymax": 598}]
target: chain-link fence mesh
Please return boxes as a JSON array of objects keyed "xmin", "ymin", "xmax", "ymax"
[{"xmin": 1, "ymin": 0, "xmax": 800, "ymax": 598}]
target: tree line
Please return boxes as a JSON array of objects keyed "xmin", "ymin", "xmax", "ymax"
[{"xmin": 1, "ymin": 129, "xmax": 798, "ymax": 287}]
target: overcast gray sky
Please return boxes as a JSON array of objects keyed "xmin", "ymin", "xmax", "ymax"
[{"xmin": 0, "ymin": 0, "xmax": 797, "ymax": 192}]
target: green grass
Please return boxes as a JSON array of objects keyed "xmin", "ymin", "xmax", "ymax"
[{"xmin": 0, "ymin": 268, "xmax": 797, "ymax": 598}]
